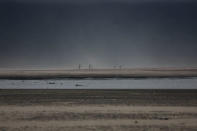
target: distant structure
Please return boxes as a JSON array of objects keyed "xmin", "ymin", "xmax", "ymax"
[
  {"xmin": 88, "ymin": 64, "xmax": 92, "ymax": 70},
  {"xmin": 119, "ymin": 65, "xmax": 122, "ymax": 70},
  {"xmin": 78, "ymin": 64, "xmax": 81, "ymax": 70},
  {"xmin": 113, "ymin": 65, "xmax": 122, "ymax": 70}
]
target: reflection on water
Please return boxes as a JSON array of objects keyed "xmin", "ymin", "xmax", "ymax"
[{"xmin": 0, "ymin": 78, "xmax": 197, "ymax": 89}]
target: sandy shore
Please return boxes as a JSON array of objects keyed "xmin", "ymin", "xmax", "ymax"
[
  {"xmin": 0, "ymin": 89, "xmax": 197, "ymax": 131},
  {"xmin": 0, "ymin": 68, "xmax": 197, "ymax": 79},
  {"xmin": 1, "ymin": 105, "xmax": 197, "ymax": 130}
]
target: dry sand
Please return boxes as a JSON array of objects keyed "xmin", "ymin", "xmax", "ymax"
[
  {"xmin": 0, "ymin": 89, "xmax": 197, "ymax": 131},
  {"xmin": 0, "ymin": 68, "xmax": 197, "ymax": 79}
]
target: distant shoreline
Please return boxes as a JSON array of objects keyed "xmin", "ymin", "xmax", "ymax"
[{"xmin": 0, "ymin": 68, "xmax": 197, "ymax": 79}]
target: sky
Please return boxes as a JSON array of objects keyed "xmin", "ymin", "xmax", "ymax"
[{"xmin": 0, "ymin": 0, "xmax": 197, "ymax": 69}]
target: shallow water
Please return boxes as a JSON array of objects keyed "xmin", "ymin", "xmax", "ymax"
[{"xmin": 0, "ymin": 78, "xmax": 197, "ymax": 89}]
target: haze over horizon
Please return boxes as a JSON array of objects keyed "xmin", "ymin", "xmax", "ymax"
[{"xmin": 0, "ymin": 0, "xmax": 197, "ymax": 69}]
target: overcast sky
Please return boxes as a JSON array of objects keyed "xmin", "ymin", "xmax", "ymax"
[
  {"xmin": 1, "ymin": 0, "xmax": 196, "ymax": 3},
  {"xmin": 0, "ymin": 0, "xmax": 197, "ymax": 69}
]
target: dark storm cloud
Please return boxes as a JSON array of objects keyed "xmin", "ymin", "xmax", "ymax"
[
  {"xmin": 1, "ymin": 0, "xmax": 197, "ymax": 5},
  {"xmin": 1, "ymin": 0, "xmax": 196, "ymax": 3},
  {"xmin": 0, "ymin": 0, "xmax": 197, "ymax": 69}
]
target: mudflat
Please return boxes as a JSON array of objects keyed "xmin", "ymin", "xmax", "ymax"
[{"xmin": 0, "ymin": 89, "xmax": 197, "ymax": 131}]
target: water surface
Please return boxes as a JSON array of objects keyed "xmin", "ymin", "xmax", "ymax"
[{"xmin": 0, "ymin": 78, "xmax": 197, "ymax": 89}]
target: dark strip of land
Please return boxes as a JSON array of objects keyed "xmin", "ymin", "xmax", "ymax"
[{"xmin": 0, "ymin": 89, "xmax": 197, "ymax": 106}]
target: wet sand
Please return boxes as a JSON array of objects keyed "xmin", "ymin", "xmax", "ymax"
[{"xmin": 0, "ymin": 89, "xmax": 197, "ymax": 131}]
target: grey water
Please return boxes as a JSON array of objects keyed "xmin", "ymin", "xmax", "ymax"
[{"xmin": 0, "ymin": 78, "xmax": 197, "ymax": 89}]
